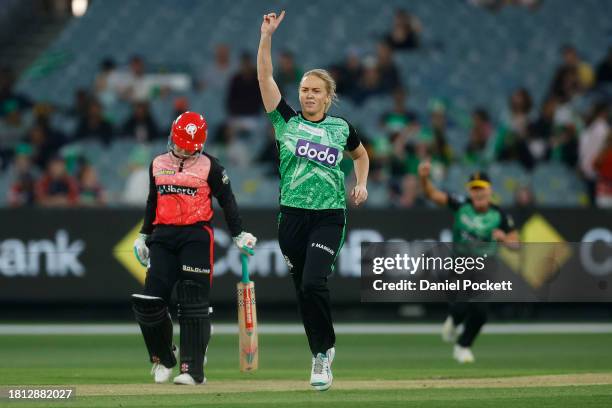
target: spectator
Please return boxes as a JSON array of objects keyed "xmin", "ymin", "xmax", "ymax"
[
  {"xmin": 74, "ymin": 99, "xmax": 115, "ymax": 145},
  {"xmin": 514, "ymin": 184, "xmax": 536, "ymax": 208},
  {"xmin": 226, "ymin": 52, "xmax": 262, "ymax": 117},
  {"xmin": 226, "ymin": 52, "xmax": 263, "ymax": 137},
  {"xmin": 172, "ymin": 96, "xmax": 190, "ymax": 119},
  {"xmin": 8, "ymin": 148, "xmax": 37, "ymax": 207},
  {"xmin": 122, "ymin": 147, "xmax": 150, "ymax": 206},
  {"xmin": 35, "ymin": 156, "xmax": 79, "ymax": 207},
  {"xmin": 121, "ymin": 55, "xmax": 149, "ymax": 102},
  {"xmin": 426, "ymin": 105, "xmax": 453, "ymax": 166},
  {"xmin": 207, "ymin": 121, "xmax": 250, "ymax": 168},
  {"xmin": 579, "ymin": 103, "xmax": 610, "ymax": 205},
  {"xmin": 497, "ymin": 88, "xmax": 533, "ymax": 164},
  {"xmin": 199, "ymin": 44, "xmax": 234, "ymax": 92},
  {"xmin": 595, "ymin": 47, "xmax": 612, "ymax": 87},
  {"xmin": 26, "ymin": 124, "xmax": 63, "ymax": 169},
  {"xmin": 353, "ymin": 56, "xmax": 384, "ymax": 105},
  {"xmin": 332, "ymin": 47, "xmax": 363, "ymax": 102},
  {"xmin": 276, "ymin": 50, "xmax": 303, "ymax": 93},
  {"xmin": 465, "ymin": 108, "xmax": 493, "ymax": 165},
  {"xmin": 68, "ymin": 88, "xmax": 91, "ymax": 124},
  {"xmin": 0, "ymin": 66, "xmax": 31, "ymax": 118},
  {"xmin": 549, "ymin": 123, "xmax": 578, "ymax": 168},
  {"xmin": 94, "ymin": 58, "xmax": 121, "ymax": 107},
  {"xmin": 593, "ymin": 131, "xmax": 612, "ymax": 208},
  {"xmin": 380, "ymin": 87, "xmax": 418, "ymax": 133},
  {"xmin": 549, "ymin": 45, "xmax": 594, "ymax": 101},
  {"xmin": 256, "ymin": 125, "xmax": 280, "ymax": 176},
  {"xmin": 77, "ymin": 163, "xmax": 106, "ymax": 206},
  {"xmin": 384, "ymin": 9, "xmax": 421, "ymax": 51},
  {"xmin": 123, "ymin": 102, "xmax": 160, "ymax": 142},
  {"xmin": 0, "ymin": 100, "xmax": 29, "ymax": 170},
  {"xmin": 376, "ymin": 42, "xmax": 402, "ymax": 92}
]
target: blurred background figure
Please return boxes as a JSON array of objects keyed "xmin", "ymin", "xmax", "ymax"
[
  {"xmin": 383, "ymin": 9, "xmax": 422, "ymax": 51},
  {"xmin": 35, "ymin": 156, "xmax": 79, "ymax": 207}
]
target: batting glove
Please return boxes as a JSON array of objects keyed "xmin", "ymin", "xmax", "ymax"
[
  {"xmin": 233, "ymin": 231, "xmax": 257, "ymax": 256},
  {"xmin": 133, "ymin": 233, "xmax": 150, "ymax": 267}
]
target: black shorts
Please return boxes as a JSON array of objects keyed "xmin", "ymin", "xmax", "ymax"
[
  {"xmin": 277, "ymin": 205, "xmax": 346, "ymax": 286},
  {"xmin": 144, "ymin": 223, "xmax": 214, "ymax": 302}
]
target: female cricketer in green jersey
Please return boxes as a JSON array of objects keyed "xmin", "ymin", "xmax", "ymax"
[
  {"xmin": 257, "ymin": 10, "xmax": 370, "ymax": 391},
  {"xmin": 418, "ymin": 161, "xmax": 519, "ymax": 363}
]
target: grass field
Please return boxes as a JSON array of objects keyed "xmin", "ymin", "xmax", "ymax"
[{"xmin": 1, "ymin": 330, "xmax": 612, "ymax": 407}]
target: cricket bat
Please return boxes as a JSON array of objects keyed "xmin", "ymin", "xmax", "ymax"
[{"xmin": 237, "ymin": 252, "xmax": 258, "ymax": 371}]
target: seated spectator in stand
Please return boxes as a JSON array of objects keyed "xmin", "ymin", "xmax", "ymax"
[
  {"xmin": 549, "ymin": 122, "xmax": 578, "ymax": 168},
  {"xmin": 514, "ymin": 184, "xmax": 536, "ymax": 208},
  {"xmin": 123, "ymin": 102, "xmax": 160, "ymax": 142},
  {"xmin": 579, "ymin": 103, "xmax": 610, "ymax": 205},
  {"xmin": 380, "ymin": 87, "xmax": 418, "ymax": 132},
  {"xmin": 376, "ymin": 42, "xmax": 402, "ymax": 92},
  {"xmin": 206, "ymin": 121, "xmax": 251, "ymax": 168},
  {"xmin": 256, "ymin": 125, "xmax": 280, "ymax": 176},
  {"xmin": 27, "ymin": 124, "xmax": 63, "ymax": 170},
  {"xmin": 172, "ymin": 96, "xmax": 190, "ymax": 119},
  {"xmin": 35, "ymin": 156, "xmax": 79, "ymax": 207},
  {"xmin": 199, "ymin": 43, "xmax": 234, "ymax": 92},
  {"xmin": 593, "ymin": 131, "xmax": 612, "ymax": 208},
  {"xmin": 74, "ymin": 99, "xmax": 115, "ymax": 145},
  {"xmin": 331, "ymin": 47, "xmax": 363, "ymax": 102},
  {"xmin": 66, "ymin": 88, "xmax": 92, "ymax": 125},
  {"xmin": 227, "ymin": 52, "xmax": 262, "ymax": 117},
  {"xmin": 8, "ymin": 148, "xmax": 37, "ymax": 207},
  {"xmin": 276, "ymin": 50, "xmax": 303, "ymax": 94},
  {"xmin": 0, "ymin": 66, "xmax": 31, "ymax": 118},
  {"xmin": 77, "ymin": 163, "xmax": 106, "ymax": 206},
  {"xmin": 122, "ymin": 55, "xmax": 149, "ymax": 102},
  {"xmin": 122, "ymin": 147, "xmax": 150, "ymax": 206},
  {"xmin": 595, "ymin": 47, "xmax": 612, "ymax": 87},
  {"xmin": 424, "ymin": 104, "xmax": 453, "ymax": 166},
  {"xmin": 384, "ymin": 9, "xmax": 421, "ymax": 51},
  {"xmin": 0, "ymin": 100, "xmax": 29, "ymax": 170},
  {"xmin": 354, "ymin": 56, "xmax": 385, "ymax": 105},
  {"xmin": 94, "ymin": 58, "xmax": 121, "ymax": 108},
  {"xmin": 465, "ymin": 108, "xmax": 493, "ymax": 165},
  {"xmin": 498, "ymin": 88, "xmax": 533, "ymax": 164},
  {"xmin": 521, "ymin": 97, "xmax": 557, "ymax": 168},
  {"xmin": 549, "ymin": 45, "xmax": 594, "ymax": 101},
  {"xmin": 226, "ymin": 52, "xmax": 263, "ymax": 136}
]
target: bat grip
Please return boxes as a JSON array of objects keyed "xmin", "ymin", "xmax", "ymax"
[{"xmin": 240, "ymin": 253, "xmax": 250, "ymax": 283}]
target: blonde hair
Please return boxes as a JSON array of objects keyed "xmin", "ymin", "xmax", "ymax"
[{"xmin": 300, "ymin": 69, "xmax": 338, "ymax": 113}]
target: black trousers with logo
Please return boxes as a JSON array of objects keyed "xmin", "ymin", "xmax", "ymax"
[
  {"xmin": 278, "ymin": 205, "xmax": 346, "ymax": 356},
  {"xmin": 144, "ymin": 224, "xmax": 214, "ymax": 301}
]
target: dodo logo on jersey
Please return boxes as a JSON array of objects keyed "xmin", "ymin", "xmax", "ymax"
[{"xmin": 295, "ymin": 139, "xmax": 340, "ymax": 167}]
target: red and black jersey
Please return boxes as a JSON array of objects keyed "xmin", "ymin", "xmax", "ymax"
[{"xmin": 140, "ymin": 152, "xmax": 243, "ymax": 237}]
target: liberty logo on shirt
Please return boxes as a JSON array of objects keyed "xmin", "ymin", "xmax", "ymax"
[{"xmin": 295, "ymin": 139, "xmax": 340, "ymax": 167}]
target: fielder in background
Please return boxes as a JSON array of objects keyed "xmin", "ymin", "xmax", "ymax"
[
  {"xmin": 132, "ymin": 112, "xmax": 257, "ymax": 385},
  {"xmin": 257, "ymin": 10, "xmax": 370, "ymax": 391},
  {"xmin": 418, "ymin": 162, "xmax": 519, "ymax": 363}
]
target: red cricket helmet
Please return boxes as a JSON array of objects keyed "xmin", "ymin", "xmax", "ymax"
[{"xmin": 169, "ymin": 111, "xmax": 208, "ymax": 155}]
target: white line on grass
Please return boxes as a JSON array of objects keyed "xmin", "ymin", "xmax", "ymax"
[{"xmin": 1, "ymin": 323, "xmax": 612, "ymax": 335}]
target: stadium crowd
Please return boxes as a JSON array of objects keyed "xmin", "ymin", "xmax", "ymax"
[{"xmin": 1, "ymin": 8, "xmax": 612, "ymax": 208}]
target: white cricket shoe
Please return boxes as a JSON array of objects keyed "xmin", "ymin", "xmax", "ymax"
[
  {"xmin": 453, "ymin": 345, "xmax": 475, "ymax": 364},
  {"xmin": 442, "ymin": 316, "xmax": 458, "ymax": 343},
  {"xmin": 151, "ymin": 346, "xmax": 178, "ymax": 383},
  {"xmin": 151, "ymin": 363, "xmax": 173, "ymax": 384},
  {"xmin": 173, "ymin": 373, "xmax": 206, "ymax": 385},
  {"xmin": 310, "ymin": 350, "xmax": 333, "ymax": 391}
]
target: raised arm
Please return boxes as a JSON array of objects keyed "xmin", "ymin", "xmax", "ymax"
[
  {"xmin": 418, "ymin": 161, "xmax": 449, "ymax": 206},
  {"xmin": 257, "ymin": 10, "xmax": 285, "ymax": 113}
]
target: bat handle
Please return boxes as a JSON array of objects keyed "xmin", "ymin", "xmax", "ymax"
[{"xmin": 240, "ymin": 253, "xmax": 250, "ymax": 284}]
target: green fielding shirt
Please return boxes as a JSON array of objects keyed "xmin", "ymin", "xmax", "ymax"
[
  {"xmin": 447, "ymin": 194, "xmax": 515, "ymax": 257},
  {"xmin": 267, "ymin": 99, "xmax": 361, "ymax": 210}
]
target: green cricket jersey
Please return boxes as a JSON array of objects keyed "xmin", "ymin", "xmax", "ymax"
[
  {"xmin": 267, "ymin": 99, "xmax": 361, "ymax": 210},
  {"xmin": 447, "ymin": 194, "xmax": 515, "ymax": 256}
]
